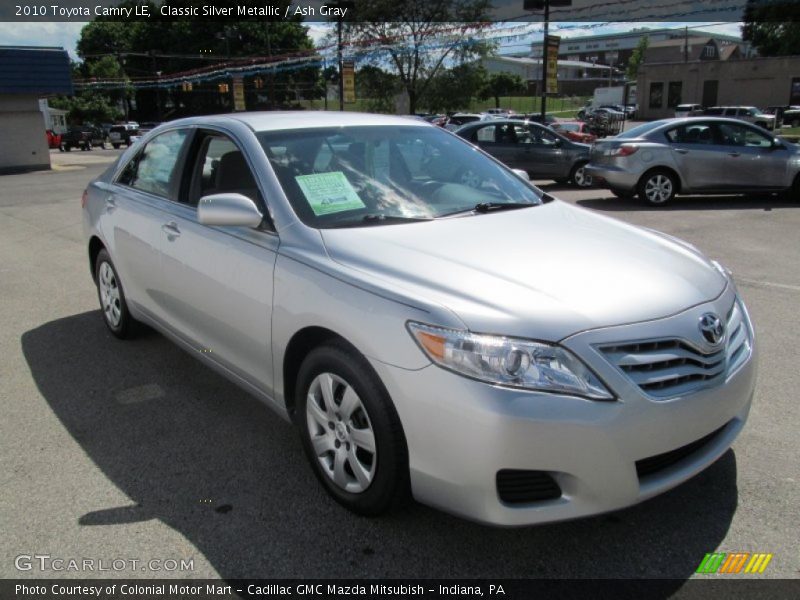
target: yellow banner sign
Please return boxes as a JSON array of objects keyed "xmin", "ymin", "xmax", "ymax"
[
  {"xmin": 546, "ymin": 35, "xmax": 560, "ymax": 95},
  {"xmin": 342, "ymin": 61, "xmax": 356, "ymax": 104},
  {"xmin": 232, "ymin": 76, "xmax": 245, "ymax": 111}
]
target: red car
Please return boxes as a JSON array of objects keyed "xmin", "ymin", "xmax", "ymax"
[
  {"xmin": 551, "ymin": 121, "xmax": 596, "ymax": 143},
  {"xmin": 46, "ymin": 129, "xmax": 63, "ymax": 150}
]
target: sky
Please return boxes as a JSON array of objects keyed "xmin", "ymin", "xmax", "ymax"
[{"xmin": 0, "ymin": 21, "xmax": 743, "ymax": 62}]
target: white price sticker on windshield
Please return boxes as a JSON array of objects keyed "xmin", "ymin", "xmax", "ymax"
[{"xmin": 295, "ymin": 172, "xmax": 366, "ymax": 216}]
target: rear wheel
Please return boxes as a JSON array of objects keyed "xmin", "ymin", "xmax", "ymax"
[
  {"xmin": 112, "ymin": 143, "xmax": 121, "ymax": 149},
  {"xmin": 295, "ymin": 342, "xmax": 409, "ymax": 516},
  {"xmin": 638, "ymin": 170, "xmax": 677, "ymax": 206},
  {"xmin": 94, "ymin": 249, "xmax": 137, "ymax": 339},
  {"xmin": 570, "ymin": 162, "xmax": 593, "ymax": 188}
]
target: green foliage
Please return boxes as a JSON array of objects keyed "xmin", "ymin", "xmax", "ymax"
[
  {"xmin": 49, "ymin": 93, "xmax": 122, "ymax": 124},
  {"xmin": 356, "ymin": 66, "xmax": 399, "ymax": 113},
  {"xmin": 742, "ymin": 0, "xmax": 800, "ymax": 57},
  {"xmin": 74, "ymin": 1, "xmax": 317, "ymax": 118},
  {"xmin": 342, "ymin": 0, "xmax": 494, "ymax": 113},
  {"xmin": 626, "ymin": 35, "xmax": 649, "ymax": 80},
  {"xmin": 478, "ymin": 72, "xmax": 525, "ymax": 108},
  {"xmin": 421, "ymin": 64, "xmax": 487, "ymax": 112}
]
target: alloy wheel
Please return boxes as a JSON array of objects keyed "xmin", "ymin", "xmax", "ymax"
[
  {"xmin": 644, "ymin": 174, "xmax": 673, "ymax": 204},
  {"xmin": 573, "ymin": 165, "xmax": 593, "ymax": 188}
]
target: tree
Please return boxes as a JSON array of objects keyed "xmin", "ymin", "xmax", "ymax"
[
  {"xmin": 626, "ymin": 35, "xmax": 649, "ymax": 80},
  {"xmin": 74, "ymin": 1, "xmax": 318, "ymax": 118},
  {"xmin": 742, "ymin": 1, "xmax": 800, "ymax": 57},
  {"xmin": 342, "ymin": 0, "xmax": 494, "ymax": 114},
  {"xmin": 356, "ymin": 66, "xmax": 399, "ymax": 113},
  {"xmin": 421, "ymin": 63, "xmax": 487, "ymax": 113},
  {"xmin": 478, "ymin": 72, "xmax": 524, "ymax": 108}
]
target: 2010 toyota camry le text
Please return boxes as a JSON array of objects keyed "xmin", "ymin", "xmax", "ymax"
[{"xmin": 82, "ymin": 112, "xmax": 756, "ymax": 526}]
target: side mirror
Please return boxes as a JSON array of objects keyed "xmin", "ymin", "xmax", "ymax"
[
  {"xmin": 512, "ymin": 168, "xmax": 530, "ymax": 181},
  {"xmin": 772, "ymin": 139, "xmax": 787, "ymax": 149},
  {"xmin": 198, "ymin": 193, "xmax": 263, "ymax": 228}
]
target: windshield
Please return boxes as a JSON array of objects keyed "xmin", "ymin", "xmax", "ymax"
[{"xmin": 257, "ymin": 125, "xmax": 542, "ymax": 228}]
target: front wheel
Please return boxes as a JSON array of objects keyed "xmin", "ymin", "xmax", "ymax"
[
  {"xmin": 295, "ymin": 343, "xmax": 409, "ymax": 516},
  {"xmin": 638, "ymin": 170, "xmax": 678, "ymax": 206},
  {"xmin": 94, "ymin": 249, "xmax": 137, "ymax": 338},
  {"xmin": 570, "ymin": 162, "xmax": 593, "ymax": 188}
]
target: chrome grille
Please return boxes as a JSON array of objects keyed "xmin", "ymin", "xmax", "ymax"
[{"xmin": 601, "ymin": 299, "xmax": 752, "ymax": 399}]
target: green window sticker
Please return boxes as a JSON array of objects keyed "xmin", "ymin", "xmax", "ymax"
[{"xmin": 295, "ymin": 171, "xmax": 366, "ymax": 216}]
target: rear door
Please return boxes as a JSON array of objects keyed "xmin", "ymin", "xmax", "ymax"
[
  {"xmin": 105, "ymin": 128, "xmax": 192, "ymax": 323},
  {"xmin": 663, "ymin": 121, "xmax": 729, "ymax": 191},
  {"xmin": 468, "ymin": 123, "xmax": 520, "ymax": 169}
]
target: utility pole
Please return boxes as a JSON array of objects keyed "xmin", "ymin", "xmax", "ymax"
[
  {"xmin": 684, "ymin": 26, "xmax": 689, "ymax": 63},
  {"xmin": 337, "ymin": 18, "xmax": 344, "ymax": 111},
  {"xmin": 540, "ymin": 0, "xmax": 549, "ymax": 121}
]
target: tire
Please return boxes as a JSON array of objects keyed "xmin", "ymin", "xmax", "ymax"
[
  {"xmin": 94, "ymin": 249, "xmax": 137, "ymax": 339},
  {"xmin": 637, "ymin": 169, "xmax": 678, "ymax": 206},
  {"xmin": 294, "ymin": 342, "xmax": 409, "ymax": 516},
  {"xmin": 570, "ymin": 161, "xmax": 593, "ymax": 188},
  {"xmin": 112, "ymin": 144, "xmax": 121, "ymax": 149}
]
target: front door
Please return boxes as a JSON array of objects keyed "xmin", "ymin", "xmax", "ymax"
[{"xmin": 157, "ymin": 131, "xmax": 279, "ymax": 396}]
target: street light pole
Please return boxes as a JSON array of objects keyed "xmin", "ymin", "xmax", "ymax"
[{"xmin": 338, "ymin": 19, "xmax": 344, "ymax": 111}]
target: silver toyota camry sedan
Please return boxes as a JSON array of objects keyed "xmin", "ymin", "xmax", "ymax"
[{"xmin": 82, "ymin": 112, "xmax": 756, "ymax": 526}]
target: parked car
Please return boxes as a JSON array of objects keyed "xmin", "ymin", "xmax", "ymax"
[
  {"xmin": 62, "ymin": 125, "xmax": 106, "ymax": 151},
  {"xmin": 550, "ymin": 121, "xmax": 597, "ymax": 144},
  {"xmin": 674, "ymin": 103, "xmax": 704, "ymax": 118},
  {"xmin": 83, "ymin": 111, "xmax": 756, "ymax": 525},
  {"xmin": 523, "ymin": 113, "xmax": 559, "ymax": 126},
  {"xmin": 702, "ymin": 106, "xmax": 776, "ymax": 130},
  {"xmin": 624, "ymin": 104, "xmax": 638, "ymax": 119},
  {"xmin": 778, "ymin": 106, "xmax": 800, "ymax": 128},
  {"xmin": 444, "ymin": 113, "xmax": 488, "ymax": 131},
  {"xmin": 762, "ymin": 105, "xmax": 800, "ymax": 128},
  {"xmin": 45, "ymin": 129, "xmax": 63, "ymax": 150},
  {"xmin": 456, "ymin": 118, "xmax": 593, "ymax": 187},
  {"xmin": 585, "ymin": 117, "xmax": 798, "ymax": 205},
  {"xmin": 108, "ymin": 124, "xmax": 139, "ymax": 149}
]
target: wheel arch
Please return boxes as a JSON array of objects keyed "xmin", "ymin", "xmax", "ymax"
[
  {"xmin": 282, "ymin": 326, "xmax": 358, "ymax": 418},
  {"xmin": 88, "ymin": 236, "xmax": 106, "ymax": 281}
]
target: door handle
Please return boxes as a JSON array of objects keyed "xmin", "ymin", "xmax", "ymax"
[
  {"xmin": 728, "ymin": 152, "xmax": 741, "ymax": 157},
  {"xmin": 161, "ymin": 222, "xmax": 181, "ymax": 238},
  {"xmin": 105, "ymin": 197, "xmax": 117, "ymax": 212},
  {"xmin": 673, "ymin": 148, "xmax": 689, "ymax": 154}
]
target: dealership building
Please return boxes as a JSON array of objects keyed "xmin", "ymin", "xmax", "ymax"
[{"xmin": 0, "ymin": 46, "xmax": 73, "ymax": 174}]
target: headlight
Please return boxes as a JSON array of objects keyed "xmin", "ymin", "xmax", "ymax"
[{"xmin": 407, "ymin": 322, "xmax": 613, "ymax": 400}]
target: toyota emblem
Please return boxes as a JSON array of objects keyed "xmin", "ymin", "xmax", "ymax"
[{"xmin": 699, "ymin": 313, "xmax": 725, "ymax": 346}]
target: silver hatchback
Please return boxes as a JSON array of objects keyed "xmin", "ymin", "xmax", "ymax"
[
  {"xmin": 83, "ymin": 112, "xmax": 756, "ymax": 525},
  {"xmin": 586, "ymin": 117, "xmax": 800, "ymax": 205}
]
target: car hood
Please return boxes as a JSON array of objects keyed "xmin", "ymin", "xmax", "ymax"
[{"xmin": 319, "ymin": 201, "xmax": 727, "ymax": 341}]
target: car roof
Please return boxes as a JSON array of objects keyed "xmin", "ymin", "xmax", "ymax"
[{"xmin": 164, "ymin": 111, "xmax": 430, "ymax": 133}]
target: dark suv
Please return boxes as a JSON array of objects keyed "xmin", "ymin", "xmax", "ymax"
[
  {"xmin": 108, "ymin": 125, "xmax": 139, "ymax": 149},
  {"xmin": 62, "ymin": 126, "xmax": 106, "ymax": 151}
]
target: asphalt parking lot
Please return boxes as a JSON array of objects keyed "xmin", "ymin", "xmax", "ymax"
[{"xmin": 1, "ymin": 147, "xmax": 798, "ymax": 581}]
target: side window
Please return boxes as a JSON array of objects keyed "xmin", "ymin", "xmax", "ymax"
[
  {"xmin": 715, "ymin": 122, "xmax": 748, "ymax": 146},
  {"xmin": 665, "ymin": 123, "xmax": 714, "ymax": 145},
  {"xmin": 119, "ymin": 129, "xmax": 188, "ymax": 198},
  {"xmin": 190, "ymin": 133, "xmax": 262, "ymax": 207},
  {"xmin": 475, "ymin": 125, "xmax": 497, "ymax": 143},
  {"xmin": 743, "ymin": 127, "xmax": 773, "ymax": 148}
]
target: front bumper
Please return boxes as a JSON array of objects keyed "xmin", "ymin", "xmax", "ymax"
[{"xmin": 370, "ymin": 286, "xmax": 756, "ymax": 526}]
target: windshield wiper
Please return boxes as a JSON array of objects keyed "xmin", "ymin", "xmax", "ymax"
[
  {"xmin": 442, "ymin": 202, "xmax": 536, "ymax": 217},
  {"xmin": 325, "ymin": 214, "xmax": 433, "ymax": 228}
]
